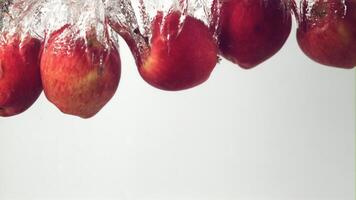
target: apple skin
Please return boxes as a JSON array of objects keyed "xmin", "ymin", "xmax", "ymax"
[
  {"xmin": 217, "ymin": 0, "xmax": 292, "ymax": 69},
  {"xmin": 297, "ymin": 0, "xmax": 356, "ymax": 69},
  {"xmin": 0, "ymin": 33, "xmax": 42, "ymax": 117},
  {"xmin": 138, "ymin": 11, "xmax": 218, "ymax": 91},
  {"xmin": 40, "ymin": 26, "xmax": 121, "ymax": 118}
]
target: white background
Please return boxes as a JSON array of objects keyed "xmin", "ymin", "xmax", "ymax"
[{"xmin": 0, "ymin": 22, "xmax": 355, "ymax": 199}]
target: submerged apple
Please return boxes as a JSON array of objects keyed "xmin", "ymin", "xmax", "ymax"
[
  {"xmin": 297, "ymin": 0, "xmax": 356, "ymax": 68},
  {"xmin": 216, "ymin": 0, "xmax": 292, "ymax": 69},
  {"xmin": 137, "ymin": 11, "xmax": 218, "ymax": 91},
  {"xmin": 40, "ymin": 25, "xmax": 121, "ymax": 118},
  {"xmin": 0, "ymin": 33, "xmax": 42, "ymax": 117}
]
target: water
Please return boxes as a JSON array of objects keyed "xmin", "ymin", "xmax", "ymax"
[
  {"xmin": 0, "ymin": 1, "xmax": 260, "ymax": 41},
  {"xmin": 0, "ymin": 0, "xmax": 291, "ymax": 66},
  {"xmin": 1, "ymin": 0, "xmax": 349, "ymax": 65},
  {"xmin": 1, "ymin": 0, "xmax": 350, "ymax": 37},
  {"xmin": 104, "ymin": 0, "xmax": 215, "ymax": 65}
]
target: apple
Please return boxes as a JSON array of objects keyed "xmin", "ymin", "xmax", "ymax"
[
  {"xmin": 0, "ymin": 33, "xmax": 42, "ymax": 117},
  {"xmin": 216, "ymin": 0, "xmax": 292, "ymax": 69},
  {"xmin": 296, "ymin": 0, "xmax": 356, "ymax": 69},
  {"xmin": 40, "ymin": 25, "xmax": 121, "ymax": 118},
  {"xmin": 136, "ymin": 11, "xmax": 217, "ymax": 91}
]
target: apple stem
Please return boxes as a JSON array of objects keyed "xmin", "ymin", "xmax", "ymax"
[
  {"xmin": 105, "ymin": 0, "xmax": 151, "ymax": 68},
  {"xmin": 107, "ymin": 17, "xmax": 149, "ymax": 68}
]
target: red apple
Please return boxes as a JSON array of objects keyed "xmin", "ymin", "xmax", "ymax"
[
  {"xmin": 40, "ymin": 26, "xmax": 121, "ymax": 118},
  {"xmin": 216, "ymin": 0, "xmax": 292, "ymax": 69},
  {"xmin": 297, "ymin": 0, "xmax": 356, "ymax": 69},
  {"xmin": 0, "ymin": 33, "xmax": 42, "ymax": 117},
  {"xmin": 137, "ymin": 11, "xmax": 218, "ymax": 91}
]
